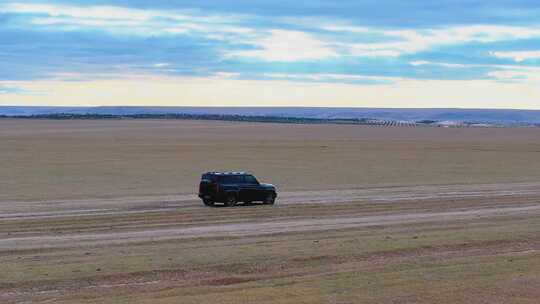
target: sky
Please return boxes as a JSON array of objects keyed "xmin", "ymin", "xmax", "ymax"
[{"xmin": 1, "ymin": 0, "xmax": 540, "ymax": 109}]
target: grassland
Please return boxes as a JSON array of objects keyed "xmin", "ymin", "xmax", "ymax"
[
  {"xmin": 1, "ymin": 119, "xmax": 540, "ymax": 303},
  {"xmin": 1, "ymin": 119, "xmax": 540, "ymax": 201}
]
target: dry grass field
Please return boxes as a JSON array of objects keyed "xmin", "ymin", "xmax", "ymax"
[
  {"xmin": 1, "ymin": 119, "xmax": 540, "ymax": 303},
  {"xmin": 2, "ymin": 119, "xmax": 540, "ymax": 201}
]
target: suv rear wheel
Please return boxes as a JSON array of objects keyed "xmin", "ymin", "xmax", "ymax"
[
  {"xmin": 202, "ymin": 198, "xmax": 214, "ymax": 206},
  {"xmin": 225, "ymin": 193, "xmax": 237, "ymax": 207}
]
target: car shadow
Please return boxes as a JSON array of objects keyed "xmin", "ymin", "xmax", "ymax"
[{"xmin": 209, "ymin": 202, "xmax": 267, "ymax": 208}]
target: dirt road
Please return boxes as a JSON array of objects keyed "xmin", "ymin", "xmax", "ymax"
[
  {"xmin": 2, "ymin": 182, "xmax": 540, "ymax": 303},
  {"xmin": 2, "ymin": 204, "xmax": 540, "ymax": 251},
  {"xmin": 3, "ymin": 182, "xmax": 540, "ymax": 217},
  {"xmin": 2, "ymin": 182, "xmax": 540, "ymax": 250}
]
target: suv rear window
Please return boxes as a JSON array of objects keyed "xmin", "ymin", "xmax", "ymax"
[{"xmin": 201, "ymin": 174, "xmax": 217, "ymax": 182}]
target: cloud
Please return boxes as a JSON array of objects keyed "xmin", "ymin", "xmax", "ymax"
[
  {"xmin": 2, "ymin": 0, "xmax": 540, "ymax": 109},
  {"xmin": 486, "ymin": 66, "xmax": 540, "ymax": 82},
  {"xmin": 3, "ymin": 75, "xmax": 540, "ymax": 109},
  {"xmin": 409, "ymin": 61, "xmax": 430, "ymax": 66},
  {"xmin": 490, "ymin": 50, "xmax": 540, "ymax": 62},
  {"xmin": 488, "ymin": 70, "xmax": 530, "ymax": 80},
  {"xmin": 4, "ymin": 2, "xmax": 540, "ymax": 64},
  {"xmin": 42, "ymin": 0, "xmax": 539, "ymax": 28},
  {"xmin": 0, "ymin": 26, "xmax": 231, "ymax": 82},
  {"xmin": 1, "ymin": 2, "xmax": 253, "ymax": 38},
  {"xmin": 327, "ymin": 25, "xmax": 540, "ymax": 57},
  {"xmin": 261, "ymin": 73, "xmax": 398, "ymax": 84},
  {"xmin": 229, "ymin": 30, "xmax": 338, "ymax": 62},
  {"xmin": 152, "ymin": 63, "xmax": 170, "ymax": 68},
  {"xmin": 408, "ymin": 61, "xmax": 468, "ymax": 68},
  {"xmin": 405, "ymin": 59, "xmax": 540, "ymax": 82},
  {"xmin": 0, "ymin": 84, "xmax": 29, "ymax": 94},
  {"xmin": 2, "ymin": 3, "xmax": 154, "ymax": 21}
]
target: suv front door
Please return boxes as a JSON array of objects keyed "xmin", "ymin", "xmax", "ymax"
[{"xmin": 241, "ymin": 175, "xmax": 261, "ymax": 202}]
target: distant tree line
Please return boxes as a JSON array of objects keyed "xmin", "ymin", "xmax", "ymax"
[
  {"xmin": 2, "ymin": 113, "xmax": 537, "ymax": 127},
  {"xmin": 1, "ymin": 113, "xmax": 386, "ymax": 125}
]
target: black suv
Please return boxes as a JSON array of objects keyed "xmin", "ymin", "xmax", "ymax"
[{"xmin": 198, "ymin": 172, "xmax": 277, "ymax": 207}]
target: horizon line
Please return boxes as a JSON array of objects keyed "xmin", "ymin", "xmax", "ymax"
[{"xmin": 2, "ymin": 105, "xmax": 540, "ymax": 112}]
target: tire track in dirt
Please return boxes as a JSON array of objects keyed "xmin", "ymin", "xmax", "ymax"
[
  {"xmin": 2, "ymin": 182, "xmax": 540, "ymax": 221},
  {"xmin": 2, "ymin": 204, "xmax": 540, "ymax": 251}
]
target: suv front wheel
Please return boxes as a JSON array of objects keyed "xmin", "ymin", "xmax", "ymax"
[
  {"xmin": 263, "ymin": 193, "xmax": 276, "ymax": 205},
  {"xmin": 225, "ymin": 193, "xmax": 237, "ymax": 207}
]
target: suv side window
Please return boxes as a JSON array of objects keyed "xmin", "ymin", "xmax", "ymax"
[
  {"xmin": 219, "ymin": 175, "xmax": 243, "ymax": 184},
  {"xmin": 244, "ymin": 175, "xmax": 259, "ymax": 184}
]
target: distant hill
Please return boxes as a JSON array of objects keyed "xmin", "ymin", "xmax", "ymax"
[{"xmin": 1, "ymin": 106, "xmax": 540, "ymax": 125}]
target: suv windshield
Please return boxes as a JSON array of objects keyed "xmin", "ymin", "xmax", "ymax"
[{"xmin": 244, "ymin": 175, "xmax": 258, "ymax": 184}]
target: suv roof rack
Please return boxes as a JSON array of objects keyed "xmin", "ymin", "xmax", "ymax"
[{"xmin": 205, "ymin": 171, "xmax": 249, "ymax": 175}]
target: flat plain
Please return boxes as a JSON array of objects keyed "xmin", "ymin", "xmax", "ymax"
[{"xmin": 1, "ymin": 119, "xmax": 540, "ymax": 303}]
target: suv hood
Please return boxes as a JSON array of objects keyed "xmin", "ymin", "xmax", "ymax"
[{"xmin": 260, "ymin": 183, "xmax": 276, "ymax": 190}]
